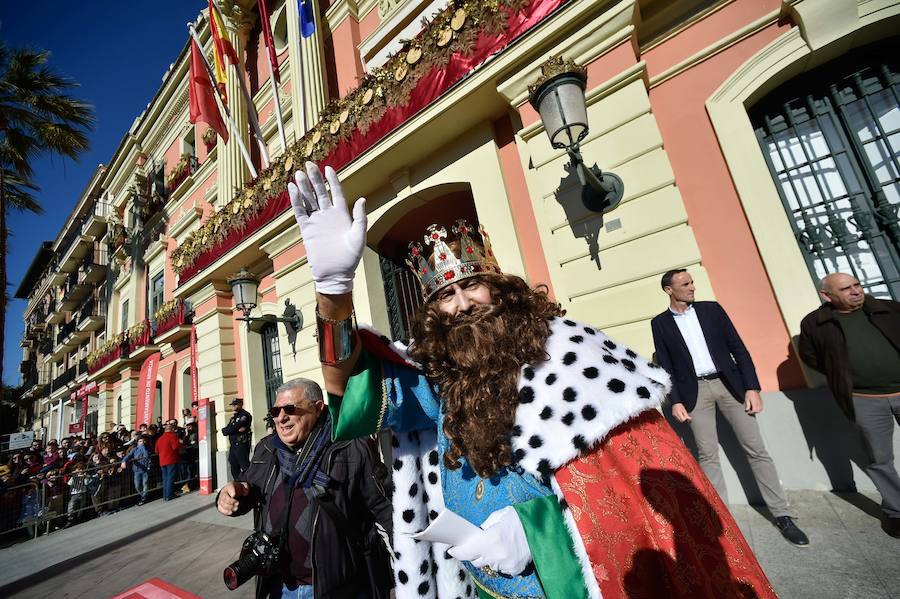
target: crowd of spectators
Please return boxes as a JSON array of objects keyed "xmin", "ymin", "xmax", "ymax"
[{"xmin": 0, "ymin": 416, "xmax": 199, "ymax": 543}]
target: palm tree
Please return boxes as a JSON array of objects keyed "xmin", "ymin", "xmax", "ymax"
[{"xmin": 0, "ymin": 43, "xmax": 94, "ymax": 384}]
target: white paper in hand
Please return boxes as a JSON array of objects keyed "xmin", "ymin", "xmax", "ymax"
[{"xmin": 409, "ymin": 510, "xmax": 481, "ymax": 546}]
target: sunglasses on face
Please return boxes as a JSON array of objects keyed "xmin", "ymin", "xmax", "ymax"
[{"xmin": 269, "ymin": 404, "xmax": 316, "ymax": 418}]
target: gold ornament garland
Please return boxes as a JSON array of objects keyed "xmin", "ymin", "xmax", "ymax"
[{"xmin": 171, "ymin": 0, "xmax": 532, "ymax": 276}]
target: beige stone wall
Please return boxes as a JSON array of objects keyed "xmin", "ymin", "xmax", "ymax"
[{"xmin": 519, "ymin": 70, "xmax": 711, "ymax": 355}]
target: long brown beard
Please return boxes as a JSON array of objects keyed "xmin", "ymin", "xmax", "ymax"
[{"xmin": 409, "ymin": 274, "xmax": 563, "ymax": 478}]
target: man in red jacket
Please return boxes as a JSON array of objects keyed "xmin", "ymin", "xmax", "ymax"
[{"xmin": 156, "ymin": 421, "xmax": 182, "ymax": 501}]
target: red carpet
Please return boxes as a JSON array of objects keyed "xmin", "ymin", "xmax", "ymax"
[{"xmin": 109, "ymin": 578, "xmax": 201, "ymax": 599}]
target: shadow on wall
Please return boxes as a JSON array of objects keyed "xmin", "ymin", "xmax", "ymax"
[
  {"xmin": 553, "ymin": 162, "xmax": 604, "ymax": 269},
  {"xmin": 776, "ymin": 337, "xmax": 870, "ymax": 494}
]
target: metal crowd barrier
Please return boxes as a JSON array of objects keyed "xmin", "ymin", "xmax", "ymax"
[{"xmin": 0, "ymin": 450, "xmax": 199, "ymax": 545}]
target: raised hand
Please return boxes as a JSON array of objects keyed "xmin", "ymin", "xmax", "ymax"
[{"xmin": 288, "ymin": 162, "xmax": 367, "ymax": 295}]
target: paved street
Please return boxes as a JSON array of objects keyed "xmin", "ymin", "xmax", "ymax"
[{"xmin": 0, "ymin": 489, "xmax": 896, "ymax": 598}]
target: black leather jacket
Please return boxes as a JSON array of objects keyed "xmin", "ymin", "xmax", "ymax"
[
  {"xmin": 225, "ymin": 433, "xmax": 393, "ymax": 599},
  {"xmin": 799, "ymin": 296, "xmax": 900, "ymax": 421}
]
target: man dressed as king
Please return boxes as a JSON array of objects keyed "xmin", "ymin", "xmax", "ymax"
[{"xmin": 288, "ymin": 162, "xmax": 776, "ymax": 599}]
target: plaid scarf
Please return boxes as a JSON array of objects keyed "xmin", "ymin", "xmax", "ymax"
[{"xmin": 272, "ymin": 412, "xmax": 333, "ymax": 489}]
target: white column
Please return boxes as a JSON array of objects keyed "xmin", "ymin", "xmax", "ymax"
[{"xmin": 286, "ymin": 0, "xmax": 328, "ymax": 138}]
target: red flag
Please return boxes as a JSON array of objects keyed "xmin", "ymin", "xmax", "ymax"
[
  {"xmin": 209, "ymin": 0, "xmax": 239, "ymax": 66},
  {"xmin": 189, "ymin": 40, "xmax": 228, "ymax": 143},
  {"xmin": 257, "ymin": 0, "xmax": 280, "ymax": 84},
  {"xmin": 135, "ymin": 352, "xmax": 161, "ymax": 430}
]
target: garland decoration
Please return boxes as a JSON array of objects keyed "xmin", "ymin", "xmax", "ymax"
[{"xmin": 171, "ymin": 0, "xmax": 546, "ymax": 277}]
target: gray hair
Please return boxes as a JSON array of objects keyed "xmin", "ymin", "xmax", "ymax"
[{"xmin": 275, "ymin": 378, "xmax": 324, "ymax": 404}]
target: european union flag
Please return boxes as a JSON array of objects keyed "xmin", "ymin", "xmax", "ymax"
[{"xmin": 299, "ymin": 0, "xmax": 316, "ymax": 38}]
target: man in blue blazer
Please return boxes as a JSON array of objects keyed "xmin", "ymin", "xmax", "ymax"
[{"xmin": 651, "ymin": 269, "xmax": 809, "ymax": 546}]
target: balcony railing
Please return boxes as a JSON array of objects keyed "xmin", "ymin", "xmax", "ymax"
[
  {"xmin": 38, "ymin": 337, "xmax": 53, "ymax": 355},
  {"xmin": 125, "ymin": 320, "xmax": 152, "ymax": 349},
  {"xmin": 165, "ymin": 154, "xmax": 199, "ymax": 194},
  {"xmin": 22, "ymin": 369, "xmax": 38, "ymax": 390},
  {"xmin": 77, "ymin": 296, "xmax": 107, "ymax": 324},
  {"xmin": 27, "ymin": 306, "xmax": 48, "ymax": 328},
  {"xmin": 56, "ymin": 319, "xmax": 78, "ymax": 345},
  {"xmin": 50, "ymin": 365, "xmax": 77, "ymax": 392},
  {"xmin": 56, "ymin": 201, "xmax": 113, "ymax": 258},
  {"xmin": 152, "ymin": 298, "xmax": 192, "ymax": 337},
  {"xmin": 86, "ymin": 320, "xmax": 153, "ymax": 375},
  {"xmin": 87, "ymin": 333, "xmax": 126, "ymax": 374}
]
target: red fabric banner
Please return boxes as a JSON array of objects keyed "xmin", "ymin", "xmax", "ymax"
[
  {"xmin": 135, "ymin": 352, "xmax": 161, "ymax": 430},
  {"xmin": 258, "ymin": 0, "xmax": 281, "ymax": 84},
  {"xmin": 190, "ymin": 326, "xmax": 199, "ymax": 407},
  {"xmin": 189, "ymin": 40, "xmax": 229, "ymax": 143},
  {"xmin": 178, "ymin": 0, "xmax": 564, "ymax": 283},
  {"xmin": 555, "ymin": 411, "xmax": 776, "ymax": 598}
]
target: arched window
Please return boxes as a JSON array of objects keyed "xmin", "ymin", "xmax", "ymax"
[
  {"xmin": 751, "ymin": 38, "xmax": 900, "ymax": 299},
  {"xmin": 261, "ymin": 323, "xmax": 283, "ymax": 409},
  {"xmin": 376, "ymin": 189, "xmax": 478, "ymax": 342}
]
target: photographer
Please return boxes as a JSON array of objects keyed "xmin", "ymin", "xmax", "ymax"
[{"xmin": 217, "ymin": 379, "xmax": 393, "ymax": 599}]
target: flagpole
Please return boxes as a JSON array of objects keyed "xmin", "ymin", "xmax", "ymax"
[
  {"xmin": 265, "ymin": 52, "xmax": 287, "ymax": 152},
  {"xmin": 209, "ymin": 0, "xmax": 270, "ymax": 168},
  {"xmin": 258, "ymin": 0, "xmax": 287, "ymax": 151},
  {"xmin": 188, "ymin": 24, "xmax": 258, "ymax": 179},
  {"xmin": 297, "ymin": 30, "xmax": 307, "ymax": 135}
]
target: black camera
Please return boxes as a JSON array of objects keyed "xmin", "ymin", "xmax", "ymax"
[{"xmin": 223, "ymin": 530, "xmax": 282, "ymax": 590}]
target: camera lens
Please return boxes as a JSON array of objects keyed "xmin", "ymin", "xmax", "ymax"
[{"xmin": 223, "ymin": 552, "xmax": 261, "ymax": 590}]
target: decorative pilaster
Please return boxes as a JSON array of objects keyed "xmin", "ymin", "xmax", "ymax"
[
  {"xmin": 287, "ymin": 0, "xmax": 328, "ymax": 139},
  {"xmin": 216, "ymin": 3, "xmax": 256, "ymax": 207},
  {"xmin": 190, "ymin": 281, "xmax": 239, "ymax": 446}
]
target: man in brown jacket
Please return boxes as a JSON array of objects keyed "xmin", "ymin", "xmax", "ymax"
[{"xmin": 798, "ymin": 272, "xmax": 900, "ymax": 538}]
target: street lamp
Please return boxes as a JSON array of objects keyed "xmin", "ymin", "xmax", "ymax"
[
  {"xmin": 529, "ymin": 55, "xmax": 624, "ymax": 213},
  {"xmin": 227, "ymin": 268, "xmax": 302, "ymax": 352}
]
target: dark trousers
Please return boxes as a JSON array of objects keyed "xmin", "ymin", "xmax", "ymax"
[
  {"xmin": 852, "ymin": 393, "xmax": 900, "ymax": 517},
  {"xmin": 229, "ymin": 442, "xmax": 251, "ymax": 480},
  {"xmin": 161, "ymin": 464, "xmax": 177, "ymax": 500}
]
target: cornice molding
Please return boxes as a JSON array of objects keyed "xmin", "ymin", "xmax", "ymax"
[
  {"xmin": 145, "ymin": 234, "xmax": 168, "ymax": 265},
  {"xmin": 497, "ymin": 0, "xmax": 637, "ymax": 105},
  {"xmin": 259, "ymin": 221, "xmax": 301, "ymax": 260},
  {"xmin": 170, "ymin": 202, "xmax": 205, "ymax": 239},
  {"xmin": 325, "ymin": 0, "xmax": 361, "ymax": 32},
  {"xmin": 648, "ymin": 8, "xmax": 780, "ymax": 88}
]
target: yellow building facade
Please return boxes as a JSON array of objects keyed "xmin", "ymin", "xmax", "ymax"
[{"xmin": 16, "ymin": 0, "xmax": 900, "ymax": 498}]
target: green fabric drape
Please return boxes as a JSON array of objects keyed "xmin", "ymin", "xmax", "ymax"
[
  {"xmin": 328, "ymin": 348, "xmax": 381, "ymax": 441},
  {"xmin": 514, "ymin": 495, "xmax": 589, "ymax": 599}
]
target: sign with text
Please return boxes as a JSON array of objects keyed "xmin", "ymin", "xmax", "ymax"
[
  {"xmin": 135, "ymin": 352, "xmax": 161, "ymax": 430},
  {"xmin": 198, "ymin": 397, "xmax": 213, "ymax": 495},
  {"xmin": 8, "ymin": 431, "xmax": 34, "ymax": 451}
]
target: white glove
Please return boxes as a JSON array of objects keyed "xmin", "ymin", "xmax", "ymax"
[
  {"xmin": 288, "ymin": 162, "xmax": 367, "ymax": 295},
  {"xmin": 448, "ymin": 506, "xmax": 532, "ymax": 576}
]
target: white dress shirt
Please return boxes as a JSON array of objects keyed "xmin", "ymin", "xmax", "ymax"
[{"xmin": 670, "ymin": 305, "xmax": 718, "ymax": 376}]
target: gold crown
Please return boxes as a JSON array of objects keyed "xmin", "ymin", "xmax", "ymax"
[{"xmin": 406, "ymin": 220, "xmax": 502, "ymax": 300}]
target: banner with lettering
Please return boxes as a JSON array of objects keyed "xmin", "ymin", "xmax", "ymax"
[{"xmin": 135, "ymin": 352, "xmax": 161, "ymax": 430}]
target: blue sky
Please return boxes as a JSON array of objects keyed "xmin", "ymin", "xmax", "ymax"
[{"xmin": 2, "ymin": 2, "xmax": 207, "ymax": 385}]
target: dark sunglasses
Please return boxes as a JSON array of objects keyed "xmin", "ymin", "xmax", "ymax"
[{"xmin": 269, "ymin": 404, "xmax": 314, "ymax": 418}]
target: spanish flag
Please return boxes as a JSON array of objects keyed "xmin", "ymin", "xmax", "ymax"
[{"xmin": 208, "ymin": 0, "xmax": 239, "ymax": 102}]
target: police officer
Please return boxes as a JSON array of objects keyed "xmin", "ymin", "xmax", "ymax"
[{"xmin": 221, "ymin": 397, "xmax": 252, "ymax": 479}]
